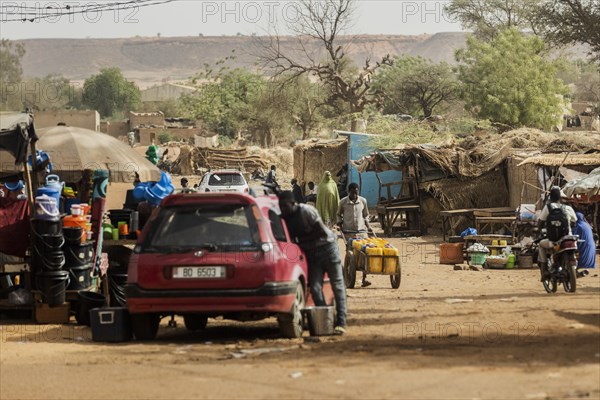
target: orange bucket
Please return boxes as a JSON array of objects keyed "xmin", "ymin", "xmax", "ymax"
[{"xmin": 118, "ymin": 223, "xmax": 129, "ymax": 236}]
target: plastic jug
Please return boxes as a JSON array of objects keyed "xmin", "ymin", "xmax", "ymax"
[
  {"xmin": 491, "ymin": 240, "xmax": 499, "ymax": 256},
  {"xmin": 34, "ymin": 195, "xmax": 60, "ymax": 221},
  {"xmin": 366, "ymin": 246, "xmax": 383, "ymax": 273},
  {"xmin": 383, "ymin": 246, "xmax": 398, "ymax": 274},
  {"xmin": 37, "ymin": 174, "xmax": 63, "ymax": 211},
  {"xmin": 506, "ymin": 254, "xmax": 515, "ymax": 269}
]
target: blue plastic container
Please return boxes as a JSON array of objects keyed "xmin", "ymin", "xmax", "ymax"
[{"xmin": 37, "ymin": 175, "xmax": 63, "ymax": 211}]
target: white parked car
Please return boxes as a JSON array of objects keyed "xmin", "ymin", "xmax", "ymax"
[{"xmin": 198, "ymin": 170, "xmax": 249, "ymax": 193}]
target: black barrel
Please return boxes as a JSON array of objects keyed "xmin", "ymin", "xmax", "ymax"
[
  {"xmin": 36, "ymin": 270, "xmax": 69, "ymax": 307},
  {"xmin": 63, "ymin": 227, "xmax": 84, "ymax": 246},
  {"xmin": 107, "ymin": 267, "xmax": 128, "ymax": 307},
  {"xmin": 64, "ymin": 242, "xmax": 94, "ymax": 268},
  {"xmin": 66, "ymin": 264, "xmax": 92, "ymax": 291},
  {"xmin": 76, "ymin": 291, "xmax": 106, "ymax": 326}
]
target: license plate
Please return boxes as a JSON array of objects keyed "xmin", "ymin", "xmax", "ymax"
[{"xmin": 172, "ymin": 266, "xmax": 226, "ymax": 279}]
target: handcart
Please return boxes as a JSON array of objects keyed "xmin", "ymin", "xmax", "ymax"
[{"xmin": 339, "ymin": 230, "xmax": 401, "ymax": 289}]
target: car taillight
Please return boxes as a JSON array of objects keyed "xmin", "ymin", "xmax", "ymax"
[
  {"xmin": 244, "ymin": 187, "xmax": 249, "ymax": 193},
  {"xmin": 128, "ymin": 254, "xmax": 139, "ymax": 283}
]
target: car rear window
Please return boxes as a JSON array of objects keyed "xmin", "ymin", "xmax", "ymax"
[
  {"xmin": 208, "ymin": 173, "xmax": 245, "ymax": 186},
  {"xmin": 142, "ymin": 204, "xmax": 260, "ymax": 252}
]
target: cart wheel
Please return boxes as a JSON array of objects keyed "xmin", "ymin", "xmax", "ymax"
[
  {"xmin": 390, "ymin": 262, "xmax": 401, "ymax": 289},
  {"xmin": 344, "ymin": 250, "xmax": 357, "ymax": 289}
]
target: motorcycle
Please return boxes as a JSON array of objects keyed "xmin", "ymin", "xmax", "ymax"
[{"xmin": 537, "ymin": 233, "xmax": 580, "ymax": 293}]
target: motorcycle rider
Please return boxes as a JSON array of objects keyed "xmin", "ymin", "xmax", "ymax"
[{"xmin": 537, "ymin": 186, "xmax": 577, "ymax": 280}]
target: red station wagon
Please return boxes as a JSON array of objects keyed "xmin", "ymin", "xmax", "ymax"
[{"xmin": 125, "ymin": 192, "xmax": 333, "ymax": 340}]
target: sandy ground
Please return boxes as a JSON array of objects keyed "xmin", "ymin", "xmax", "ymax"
[
  {"xmin": 2, "ymin": 181, "xmax": 600, "ymax": 399},
  {"xmin": 1, "ymin": 228, "xmax": 599, "ymax": 400}
]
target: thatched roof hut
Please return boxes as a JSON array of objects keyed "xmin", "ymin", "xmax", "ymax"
[{"xmin": 293, "ymin": 139, "xmax": 347, "ymax": 187}]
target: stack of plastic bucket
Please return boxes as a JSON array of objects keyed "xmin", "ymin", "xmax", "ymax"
[
  {"xmin": 32, "ymin": 192, "xmax": 69, "ymax": 305},
  {"xmin": 63, "ymin": 205, "xmax": 94, "ymax": 291}
]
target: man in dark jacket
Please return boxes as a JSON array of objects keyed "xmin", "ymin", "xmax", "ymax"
[
  {"xmin": 278, "ymin": 191, "xmax": 347, "ymax": 335},
  {"xmin": 291, "ymin": 179, "xmax": 305, "ymax": 203}
]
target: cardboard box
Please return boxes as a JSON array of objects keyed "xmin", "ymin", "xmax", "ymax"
[{"xmin": 35, "ymin": 302, "xmax": 71, "ymax": 324}]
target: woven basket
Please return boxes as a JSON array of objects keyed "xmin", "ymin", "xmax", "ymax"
[{"xmin": 486, "ymin": 257, "xmax": 508, "ymax": 269}]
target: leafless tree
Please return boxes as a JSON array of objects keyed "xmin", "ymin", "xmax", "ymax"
[{"xmin": 256, "ymin": 0, "xmax": 392, "ymax": 131}]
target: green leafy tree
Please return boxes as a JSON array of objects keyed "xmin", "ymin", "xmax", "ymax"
[
  {"xmin": 456, "ymin": 28, "xmax": 568, "ymax": 129},
  {"xmin": 20, "ymin": 74, "xmax": 83, "ymax": 111},
  {"xmin": 372, "ymin": 56, "xmax": 460, "ymax": 118},
  {"xmin": 179, "ymin": 67, "xmax": 267, "ymax": 138},
  {"xmin": 445, "ymin": 0, "xmax": 541, "ymax": 41},
  {"xmin": 82, "ymin": 68, "xmax": 141, "ymax": 118},
  {"xmin": 0, "ymin": 39, "xmax": 26, "ymax": 110},
  {"xmin": 280, "ymin": 75, "xmax": 328, "ymax": 140}
]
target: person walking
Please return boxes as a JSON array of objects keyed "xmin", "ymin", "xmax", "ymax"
[
  {"xmin": 145, "ymin": 139, "xmax": 159, "ymax": 165},
  {"xmin": 265, "ymin": 165, "xmax": 277, "ymax": 185},
  {"xmin": 337, "ymin": 182, "xmax": 373, "ymax": 287},
  {"xmin": 291, "ymin": 179, "xmax": 305, "ymax": 203},
  {"xmin": 305, "ymin": 181, "xmax": 317, "ymax": 203},
  {"xmin": 180, "ymin": 177, "xmax": 195, "ymax": 193},
  {"xmin": 278, "ymin": 190, "xmax": 347, "ymax": 335},
  {"xmin": 573, "ymin": 211, "xmax": 596, "ymax": 270},
  {"xmin": 316, "ymin": 171, "xmax": 340, "ymax": 228},
  {"xmin": 127, "ymin": 131, "xmax": 136, "ymax": 147}
]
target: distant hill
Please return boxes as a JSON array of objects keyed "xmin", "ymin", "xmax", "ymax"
[{"xmin": 17, "ymin": 33, "xmax": 469, "ymax": 88}]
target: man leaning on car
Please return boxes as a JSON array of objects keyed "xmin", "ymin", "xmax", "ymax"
[{"xmin": 278, "ymin": 190, "xmax": 347, "ymax": 335}]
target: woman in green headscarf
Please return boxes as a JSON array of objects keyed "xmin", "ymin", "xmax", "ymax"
[{"xmin": 316, "ymin": 171, "xmax": 340, "ymax": 227}]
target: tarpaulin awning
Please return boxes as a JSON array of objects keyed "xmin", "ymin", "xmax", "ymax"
[
  {"xmin": 563, "ymin": 167, "xmax": 600, "ymax": 198},
  {"xmin": 0, "ymin": 112, "xmax": 36, "ymax": 165}
]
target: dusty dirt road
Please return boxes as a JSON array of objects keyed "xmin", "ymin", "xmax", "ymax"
[{"xmin": 1, "ymin": 234, "xmax": 599, "ymax": 400}]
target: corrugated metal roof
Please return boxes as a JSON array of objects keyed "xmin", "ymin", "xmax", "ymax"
[{"xmin": 517, "ymin": 153, "xmax": 600, "ymax": 167}]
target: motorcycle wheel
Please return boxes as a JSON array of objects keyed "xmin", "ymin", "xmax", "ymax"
[
  {"xmin": 563, "ymin": 264, "xmax": 577, "ymax": 293},
  {"xmin": 542, "ymin": 276, "xmax": 557, "ymax": 293}
]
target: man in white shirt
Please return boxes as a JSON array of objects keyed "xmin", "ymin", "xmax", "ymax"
[
  {"xmin": 537, "ymin": 186, "xmax": 577, "ymax": 279},
  {"xmin": 337, "ymin": 182, "xmax": 372, "ymax": 287}
]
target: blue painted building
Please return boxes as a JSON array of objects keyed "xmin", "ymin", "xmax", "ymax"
[{"xmin": 335, "ymin": 131, "xmax": 402, "ymax": 207}]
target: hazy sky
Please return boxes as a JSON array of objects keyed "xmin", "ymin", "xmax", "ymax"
[{"xmin": 1, "ymin": 0, "xmax": 463, "ymax": 39}]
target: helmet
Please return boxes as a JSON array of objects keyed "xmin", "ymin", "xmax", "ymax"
[{"xmin": 549, "ymin": 186, "xmax": 562, "ymax": 202}]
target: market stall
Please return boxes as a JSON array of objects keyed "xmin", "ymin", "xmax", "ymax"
[{"xmin": 0, "ymin": 123, "xmax": 163, "ymax": 323}]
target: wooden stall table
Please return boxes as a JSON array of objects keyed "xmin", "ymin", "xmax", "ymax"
[
  {"xmin": 439, "ymin": 209, "xmax": 475, "ymax": 242},
  {"xmin": 472, "ymin": 207, "xmax": 516, "ymax": 217},
  {"xmin": 475, "ymin": 216, "xmax": 517, "ymax": 237},
  {"xmin": 376, "ymin": 203, "xmax": 422, "ymax": 237}
]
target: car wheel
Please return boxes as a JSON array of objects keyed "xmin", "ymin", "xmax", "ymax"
[
  {"xmin": 183, "ymin": 315, "xmax": 208, "ymax": 331},
  {"xmin": 131, "ymin": 313, "xmax": 160, "ymax": 341},
  {"xmin": 278, "ymin": 283, "xmax": 305, "ymax": 339}
]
